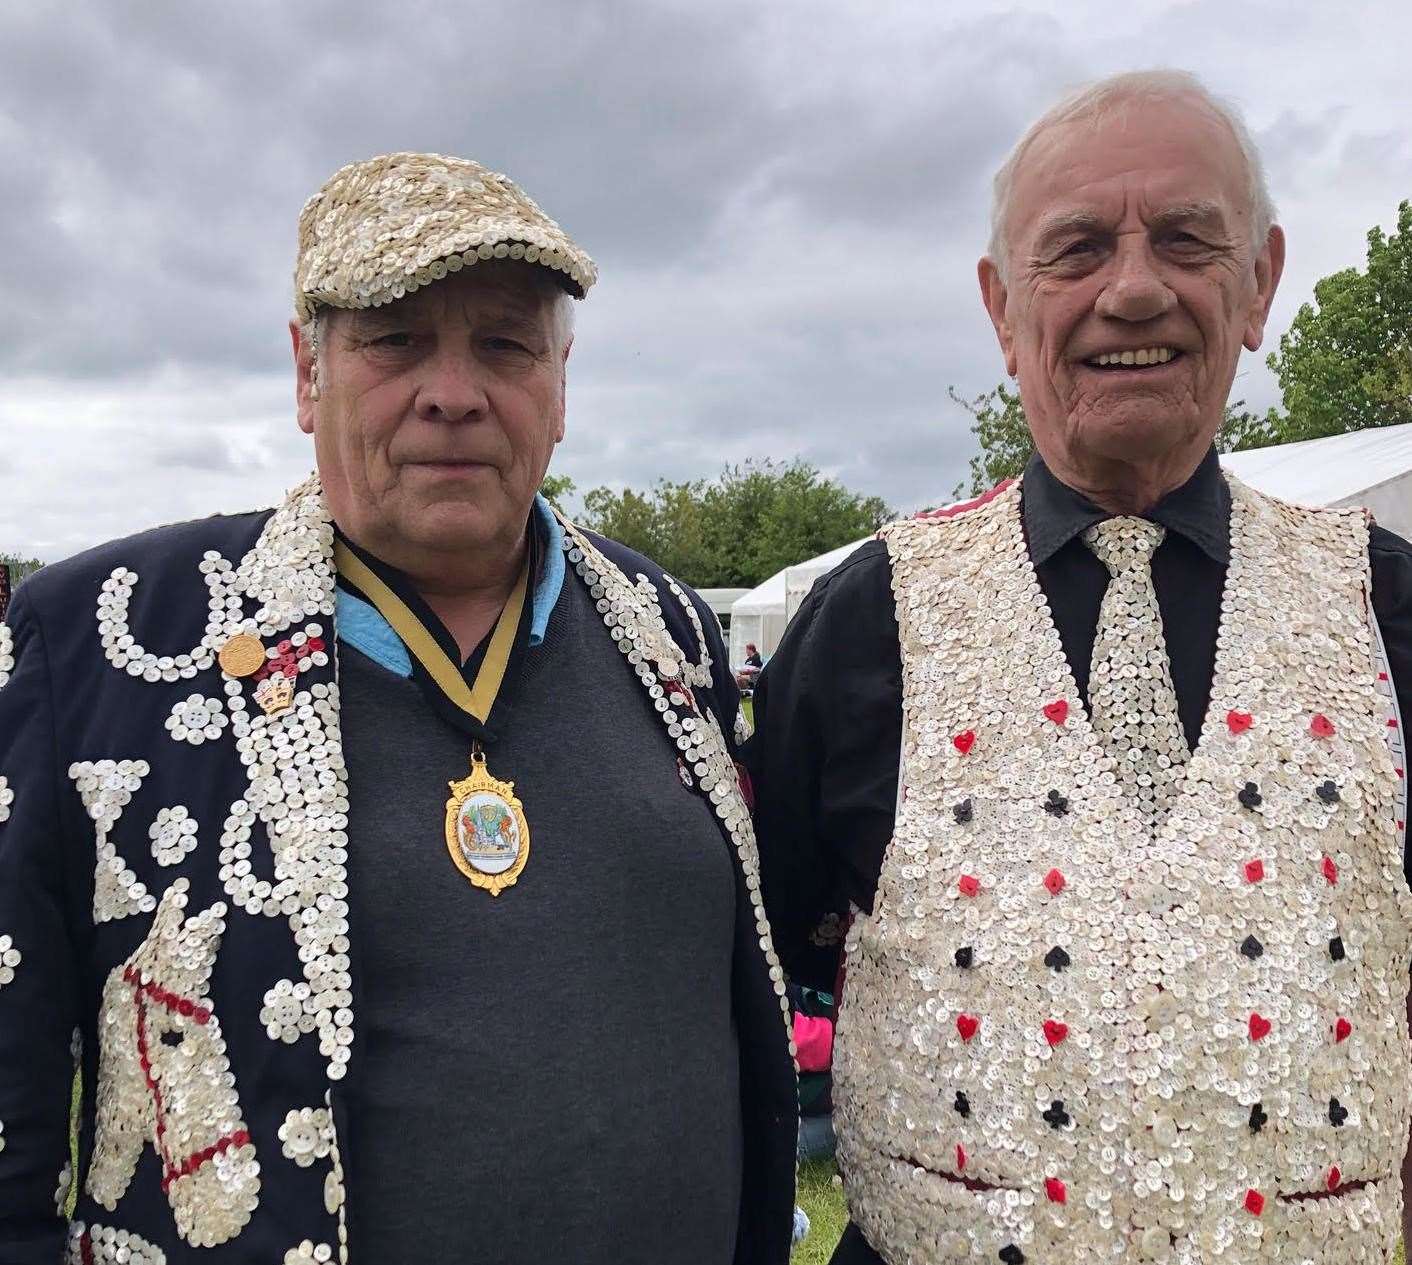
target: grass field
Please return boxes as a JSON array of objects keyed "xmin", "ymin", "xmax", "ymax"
[{"xmin": 793, "ymin": 1159, "xmax": 848, "ymax": 1263}]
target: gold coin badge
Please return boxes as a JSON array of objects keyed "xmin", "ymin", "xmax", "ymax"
[
  {"xmin": 218, "ymin": 633, "xmax": 267, "ymax": 679},
  {"xmin": 444, "ymin": 751, "xmax": 530, "ymax": 896}
]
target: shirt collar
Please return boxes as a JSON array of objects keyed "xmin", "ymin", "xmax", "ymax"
[
  {"xmin": 1022, "ymin": 447, "xmax": 1231, "ymax": 567},
  {"xmin": 334, "ymin": 494, "xmax": 566, "ymax": 679}
]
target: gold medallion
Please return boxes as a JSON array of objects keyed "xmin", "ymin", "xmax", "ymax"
[
  {"xmin": 218, "ymin": 633, "xmax": 267, "ymax": 679},
  {"xmin": 444, "ymin": 748, "xmax": 530, "ymax": 895}
]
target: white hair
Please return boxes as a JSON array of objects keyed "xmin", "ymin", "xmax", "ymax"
[{"xmin": 988, "ymin": 69, "xmax": 1276, "ymax": 279}]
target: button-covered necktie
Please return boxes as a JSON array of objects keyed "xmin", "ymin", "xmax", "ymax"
[{"xmin": 1082, "ymin": 516, "xmax": 1189, "ymax": 828}]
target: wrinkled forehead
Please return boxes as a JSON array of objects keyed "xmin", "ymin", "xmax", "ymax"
[
  {"xmin": 332, "ymin": 258, "xmax": 559, "ymax": 331},
  {"xmin": 1007, "ymin": 101, "xmax": 1252, "ymax": 246}
]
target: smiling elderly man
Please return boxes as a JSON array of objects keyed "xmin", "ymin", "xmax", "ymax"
[
  {"xmin": 748, "ymin": 71, "xmax": 1412, "ymax": 1263},
  {"xmin": 0, "ymin": 152, "xmax": 796, "ymax": 1263}
]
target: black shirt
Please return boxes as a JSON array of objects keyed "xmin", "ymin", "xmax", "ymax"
[{"xmin": 746, "ymin": 450, "xmax": 1412, "ymax": 1263}]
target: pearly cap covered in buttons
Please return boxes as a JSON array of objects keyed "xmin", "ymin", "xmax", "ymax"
[{"xmin": 293, "ymin": 151, "xmax": 597, "ymax": 322}]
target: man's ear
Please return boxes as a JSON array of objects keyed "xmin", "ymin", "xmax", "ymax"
[
  {"xmin": 291, "ymin": 319, "xmax": 317, "ymax": 435},
  {"xmin": 1245, "ymin": 224, "xmax": 1286, "ymax": 352},
  {"xmin": 978, "ymin": 257, "xmax": 1018, "ymax": 377},
  {"xmin": 555, "ymin": 336, "xmax": 572, "ymax": 443}
]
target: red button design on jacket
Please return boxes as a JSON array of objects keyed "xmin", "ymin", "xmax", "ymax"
[
  {"xmin": 956, "ymin": 1013, "xmax": 980, "ymax": 1042},
  {"xmin": 1045, "ymin": 1177, "xmax": 1067, "ymax": 1204},
  {"xmin": 1322, "ymin": 855, "xmax": 1339, "ymax": 885},
  {"xmin": 958, "ymin": 874, "xmax": 981, "ymax": 897},
  {"xmin": 953, "ymin": 730, "xmax": 976, "ymax": 754},
  {"xmin": 1310, "ymin": 713, "xmax": 1336, "ymax": 738},
  {"xmin": 1335, "ymin": 1016, "xmax": 1352, "ymax": 1043},
  {"xmin": 1244, "ymin": 1189, "xmax": 1265, "ymax": 1216},
  {"xmin": 1043, "ymin": 1019, "xmax": 1069, "ymax": 1046},
  {"xmin": 1226, "ymin": 710, "xmax": 1253, "ymax": 734},
  {"xmin": 1244, "ymin": 859, "xmax": 1265, "ymax": 883},
  {"xmin": 956, "ymin": 1143, "xmax": 968, "ymax": 1172},
  {"xmin": 1043, "ymin": 868, "xmax": 1066, "ymax": 896},
  {"xmin": 1327, "ymin": 1166, "xmax": 1341, "ymax": 1192},
  {"xmin": 1248, "ymin": 1013, "xmax": 1272, "ymax": 1041},
  {"xmin": 1043, "ymin": 700, "xmax": 1069, "ymax": 725}
]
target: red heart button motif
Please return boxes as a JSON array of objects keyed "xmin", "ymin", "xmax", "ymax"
[
  {"xmin": 958, "ymin": 874, "xmax": 981, "ymax": 898},
  {"xmin": 1043, "ymin": 868, "xmax": 1066, "ymax": 896},
  {"xmin": 953, "ymin": 730, "xmax": 976, "ymax": 754},
  {"xmin": 956, "ymin": 1013, "xmax": 979, "ymax": 1042},
  {"xmin": 956, "ymin": 1143, "xmax": 967, "ymax": 1172},
  {"xmin": 1310, "ymin": 713, "xmax": 1336, "ymax": 738},
  {"xmin": 1248, "ymin": 1012, "xmax": 1272, "ymax": 1041},
  {"xmin": 1226, "ymin": 710, "xmax": 1253, "ymax": 734},
  {"xmin": 1043, "ymin": 1019, "xmax": 1069, "ymax": 1046},
  {"xmin": 1335, "ymin": 1016, "xmax": 1352, "ymax": 1043},
  {"xmin": 1045, "ymin": 1177, "xmax": 1067, "ymax": 1204},
  {"xmin": 1043, "ymin": 700, "xmax": 1069, "ymax": 725},
  {"xmin": 1322, "ymin": 855, "xmax": 1339, "ymax": 885},
  {"xmin": 1244, "ymin": 1189, "xmax": 1265, "ymax": 1217},
  {"xmin": 1244, "ymin": 859, "xmax": 1265, "ymax": 883},
  {"xmin": 1327, "ymin": 1166, "xmax": 1341, "ymax": 1192}
]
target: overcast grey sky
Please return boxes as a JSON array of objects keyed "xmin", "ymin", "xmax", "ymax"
[{"xmin": 3, "ymin": 0, "xmax": 1409, "ymax": 561}]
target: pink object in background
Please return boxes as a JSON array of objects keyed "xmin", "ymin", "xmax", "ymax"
[{"xmin": 794, "ymin": 1013, "xmax": 834, "ymax": 1072}]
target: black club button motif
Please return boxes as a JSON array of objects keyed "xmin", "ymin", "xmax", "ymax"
[
  {"xmin": 1329, "ymin": 936, "xmax": 1346, "ymax": 962},
  {"xmin": 1043, "ymin": 1100, "xmax": 1070, "ymax": 1129},
  {"xmin": 953, "ymin": 798, "xmax": 974, "ymax": 824},
  {"xmin": 1239, "ymin": 934, "xmax": 1264, "ymax": 960},
  {"xmin": 1248, "ymin": 1102, "xmax": 1267, "ymax": 1133},
  {"xmin": 1044, "ymin": 945, "xmax": 1071, "ymax": 971},
  {"xmin": 1238, "ymin": 782, "xmax": 1263, "ymax": 810},
  {"xmin": 1329, "ymin": 1098, "xmax": 1348, "ymax": 1126},
  {"xmin": 1044, "ymin": 789, "xmax": 1070, "ymax": 817},
  {"xmin": 999, "ymin": 1246, "xmax": 1025, "ymax": 1265},
  {"xmin": 954, "ymin": 946, "xmax": 974, "ymax": 969},
  {"xmin": 1316, "ymin": 780, "xmax": 1340, "ymax": 804},
  {"xmin": 954, "ymin": 1090, "xmax": 971, "ymax": 1118}
]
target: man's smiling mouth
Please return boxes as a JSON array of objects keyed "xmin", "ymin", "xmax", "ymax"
[{"xmin": 1083, "ymin": 346, "xmax": 1182, "ymax": 370}]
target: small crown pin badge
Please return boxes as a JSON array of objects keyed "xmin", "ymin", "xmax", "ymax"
[{"xmin": 254, "ymin": 673, "xmax": 296, "ymax": 717}]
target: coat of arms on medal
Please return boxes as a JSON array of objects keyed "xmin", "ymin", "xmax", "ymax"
[{"xmin": 444, "ymin": 751, "xmax": 530, "ymax": 895}]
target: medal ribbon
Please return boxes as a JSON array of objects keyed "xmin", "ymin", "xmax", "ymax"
[{"xmin": 333, "ymin": 541, "xmax": 529, "ymax": 726}]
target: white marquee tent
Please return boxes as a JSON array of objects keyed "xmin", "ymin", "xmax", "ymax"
[
  {"xmin": 1219, "ymin": 421, "xmax": 1412, "ymax": 540},
  {"xmin": 729, "ymin": 422, "xmax": 1412, "ymax": 666}
]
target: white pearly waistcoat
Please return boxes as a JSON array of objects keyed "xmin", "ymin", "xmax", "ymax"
[{"xmin": 832, "ymin": 476, "xmax": 1412, "ymax": 1264}]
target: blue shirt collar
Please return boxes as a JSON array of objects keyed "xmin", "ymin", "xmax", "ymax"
[{"xmin": 335, "ymin": 494, "xmax": 565, "ymax": 679}]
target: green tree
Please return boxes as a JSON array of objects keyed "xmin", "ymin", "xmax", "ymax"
[
  {"xmin": 538, "ymin": 473, "xmax": 577, "ymax": 511},
  {"xmin": 1265, "ymin": 200, "xmax": 1412, "ymax": 441},
  {"xmin": 579, "ymin": 459, "xmax": 891, "ymax": 588}
]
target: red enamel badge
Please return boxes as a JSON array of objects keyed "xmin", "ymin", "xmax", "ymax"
[
  {"xmin": 1310, "ymin": 713, "xmax": 1336, "ymax": 738},
  {"xmin": 956, "ymin": 1013, "xmax": 980, "ymax": 1042},
  {"xmin": 1322, "ymin": 855, "xmax": 1339, "ymax": 885},
  {"xmin": 1226, "ymin": 710, "xmax": 1253, "ymax": 734},
  {"xmin": 958, "ymin": 874, "xmax": 981, "ymax": 898},
  {"xmin": 1043, "ymin": 700, "xmax": 1069, "ymax": 726},
  {"xmin": 1045, "ymin": 1177, "xmax": 1067, "ymax": 1204},
  {"xmin": 953, "ymin": 730, "xmax": 976, "ymax": 754},
  {"xmin": 1248, "ymin": 1012, "xmax": 1272, "ymax": 1041},
  {"xmin": 1244, "ymin": 859, "xmax": 1265, "ymax": 883},
  {"xmin": 1244, "ymin": 1189, "xmax": 1265, "ymax": 1216},
  {"xmin": 1043, "ymin": 868, "xmax": 1066, "ymax": 895},
  {"xmin": 1043, "ymin": 1019, "xmax": 1069, "ymax": 1047},
  {"xmin": 1335, "ymin": 1016, "xmax": 1352, "ymax": 1043}
]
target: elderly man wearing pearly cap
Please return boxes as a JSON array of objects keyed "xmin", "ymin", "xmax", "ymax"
[
  {"xmin": 0, "ymin": 153, "xmax": 797, "ymax": 1262},
  {"xmin": 749, "ymin": 71, "xmax": 1412, "ymax": 1263}
]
